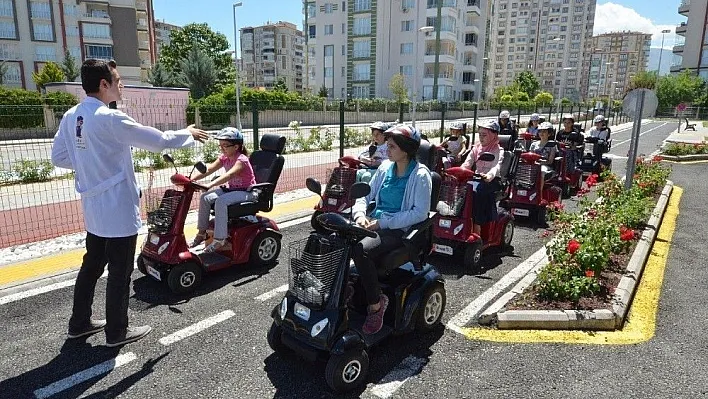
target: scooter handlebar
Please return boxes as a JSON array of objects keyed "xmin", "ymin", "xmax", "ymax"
[{"xmin": 350, "ymin": 223, "xmax": 378, "ymax": 238}]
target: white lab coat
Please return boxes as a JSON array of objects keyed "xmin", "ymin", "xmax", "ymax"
[{"xmin": 51, "ymin": 97, "xmax": 196, "ymax": 238}]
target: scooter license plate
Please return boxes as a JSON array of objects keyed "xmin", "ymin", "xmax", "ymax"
[
  {"xmin": 517, "ymin": 189, "xmax": 528, "ymax": 196},
  {"xmin": 327, "ymin": 198, "xmax": 338, "ymax": 206},
  {"xmin": 513, "ymin": 208, "xmax": 530, "ymax": 217},
  {"xmin": 433, "ymin": 243, "xmax": 454, "ymax": 255},
  {"xmin": 146, "ymin": 264, "xmax": 162, "ymax": 281}
]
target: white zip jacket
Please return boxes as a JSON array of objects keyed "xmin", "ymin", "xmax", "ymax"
[{"xmin": 51, "ymin": 97, "xmax": 196, "ymax": 238}]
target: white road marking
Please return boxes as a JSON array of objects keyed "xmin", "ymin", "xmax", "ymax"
[
  {"xmin": 0, "ymin": 280, "xmax": 77, "ymax": 306},
  {"xmin": 254, "ymin": 284, "xmax": 288, "ymax": 301},
  {"xmin": 158, "ymin": 310, "xmax": 235, "ymax": 346},
  {"xmin": 33, "ymin": 352, "xmax": 137, "ymax": 399},
  {"xmin": 446, "ymin": 246, "xmax": 548, "ymax": 334},
  {"xmin": 612, "ymin": 122, "xmax": 668, "ymax": 147},
  {"xmin": 278, "ymin": 215, "xmax": 312, "ymax": 229},
  {"xmin": 368, "ymin": 355, "xmax": 427, "ymax": 398}
]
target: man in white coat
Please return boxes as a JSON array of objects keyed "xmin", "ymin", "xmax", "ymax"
[{"xmin": 51, "ymin": 59, "xmax": 210, "ymax": 347}]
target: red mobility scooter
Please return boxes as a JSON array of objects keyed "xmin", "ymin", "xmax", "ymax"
[
  {"xmin": 137, "ymin": 134, "xmax": 287, "ymax": 294},
  {"xmin": 432, "ymin": 135, "xmax": 519, "ymax": 270},
  {"xmin": 310, "ymin": 155, "xmax": 367, "ymax": 231}
]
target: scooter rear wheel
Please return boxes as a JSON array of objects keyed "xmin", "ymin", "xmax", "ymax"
[
  {"xmin": 502, "ymin": 219, "xmax": 515, "ymax": 248},
  {"xmin": 325, "ymin": 349, "xmax": 370, "ymax": 393},
  {"xmin": 250, "ymin": 231, "xmax": 282, "ymax": 266},
  {"xmin": 416, "ymin": 284, "xmax": 446, "ymax": 331}
]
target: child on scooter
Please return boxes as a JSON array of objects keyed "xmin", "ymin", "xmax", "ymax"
[
  {"xmin": 356, "ymin": 122, "xmax": 389, "ymax": 183},
  {"xmin": 189, "ymin": 127, "xmax": 257, "ymax": 253},
  {"xmin": 461, "ymin": 119, "xmax": 504, "ymax": 238},
  {"xmin": 526, "ymin": 113, "xmax": 541, "ymax": 138},
  {"xmin": 352, "ymin": 124, "xmax": 432, "ymax": 335},
  {"xmin": 555, "ymin": 114, "xmax": 584, "ymax": 173},
  {"xmin": 441, "ymin": 122, "xmax": 468, "ymax": 168},
  {"xmin": 529, "ymin": 122, "xmax": 557, "ymax": 180}
]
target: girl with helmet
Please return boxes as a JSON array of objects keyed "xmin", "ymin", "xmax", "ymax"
[
  {"xmin": 462, "ymin": 119, "xmax": 505, "ymax": 237},
  {"xmin": 529, "ymin": 122, "xmax": 558, "ymax": 180},
  {"xmin": 556, "ymin": 114, "xmax": 584, "ymax": 172},
  {"xmin": 356, "ymin": 121, "xmax": 390, "ymax": 183},
  {"xmin": 189, "ymin": 127, "xmax": 257, "ymax": 253},
  {"xmin": 526, "ymin": 113, "xmax": 541, "ymax": 138},
  {"xmin": 498, "ymin": 109, "xmax": 518, "ymax": 140},
  {"xmin": 351, "ymin": 124, "xmax": 433, "ymax": 334},
  {"xmin": 441, "ymin": 121, "xmax": 468, "ymax": 168},
  {"xmin": 589, "ymin": 115, "xmax": 610, "ymax": 141}
]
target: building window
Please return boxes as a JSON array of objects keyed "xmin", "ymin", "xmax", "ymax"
[
  {"xmin": 84, "ymin": 44, "xmax": 113, "ymax": 60},
  {"xmin": 354, "ymin": 0, "xmax": 371, "ymax": 12},
  {"xmin": 324, "ymin": 24, "xmax": 333, "ymax": 35},
  {"xmin": 400, "ymin": 42, "xmax": 413, "ymax": 55},
  {"xmin": 353, "ymin": 85, "xmax": 369, "ymax": 98},
  {"xmin": 465, "ymin": 33, "xmax": 478, "ymax": 46},
  {"xmin": 308, "ymin": 25, "xmax": 316, "ymax": 38},
  {"xmin": 341, "ymin": 66, "xmax": 345, "ymax": 76},
  {"xmin": 306, "ymin": 2, "xmax": 316, "ymax": 17},
  {"xmin": 83, "ymin": 23, "xmax": 111, "ymax": 39},
  {"xmin": 0, "ymin": 20, "xmax": 15, "ymax": 39},
  {"xmin": 324, "ymin": 67, "xmax": 333, "ymax": 77},
  {"xmin": 324, "ymin": 45, "xmax": 334, "ymax": 57},
  {"xmin": 0, "ymin": 0, "xmax": 13, "ymax": 17},
  {"xmin": 3, "ymin": 61, "xmax": 21, "ymax": 84},
  {"xmin": 324, "ymin": 3, "xmax": 334, "ymax": 13},
  {"xmin": 400, "ymin": 65, "xmax": 413, "ymax": 76},
  {"xmin": 353, "ymin": 16, "xmax": 371, "ymax": 35},
  {"xmin": 35, "ymin": 45, "xmax": 56, "ymax": 61},
  {"xmin": 403, "ymin": 0, "xmax": 415, "ymax": 9},
  {"xmin": 401, "ymin": 20, "xmax": 414, "ymax": 32},
  {"xmin": 353, "ymin": 63, "xmax": 370, "ymax": 81},
  {"xmin": 32, "ymin": 22, "xmax": 53, "ymax": 41},
  {"xmin": 462, "ymin": 72, "xmax": 475, "ymax": 84},
  {"xmin": 70, "ymin": 46, "xmax": 81, "ymax": 60},
  {"xmin": 341, "ymin": 44, "xmax": 345, "ymax": 55},
  {"xmin": 353, "ymin": 40, "xmax": 370, "ymax": 57},
  {"xmin": 30, "ymin": 1, "xmax": 51, "ymax": 19}
]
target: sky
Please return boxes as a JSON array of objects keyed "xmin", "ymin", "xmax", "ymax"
[{"xmin": 151, "ymin": 0, "xmax": 685, "ymax": 54}]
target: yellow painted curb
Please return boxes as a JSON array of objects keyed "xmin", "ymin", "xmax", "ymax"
[
  {"xmin": 460, "ymin": 186, "xmax": 683, "ymax": 345},
  {"xmin": 0, "ymin": 195, "xmax": 319, "ymax": 287}
]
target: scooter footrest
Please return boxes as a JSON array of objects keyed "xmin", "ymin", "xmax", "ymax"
[{"xmin": 199, "ymin": 252, "xmax": 232, "ymax": 270}]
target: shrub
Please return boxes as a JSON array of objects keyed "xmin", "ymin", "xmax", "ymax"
[
  {"xmin": 12, "ymin": 159, "xmax": 53, "ymax": 183},
  {"xmin": 201, "ymin": 139, "xmax": 220, "ymax": 163},
  {"xmin": 661, "ymin": 142, "xmax": 708, "ymax": 156},
  {"xmin": 172, "ymin": 147, "xmax": 196, "ymax": 167}
]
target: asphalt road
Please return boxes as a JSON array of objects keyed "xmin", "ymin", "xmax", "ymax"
[{"xmin": 1, "ymin": 120, "xmax": 703, "ymax": 399}]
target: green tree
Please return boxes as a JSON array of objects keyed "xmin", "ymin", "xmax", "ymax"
[
  {"xmin": 656, "ymin": 70, "xmax": 704, "ymax": 108},
  {"xmin": 148, "ymin": 60, "xmax": 183, "ymax": 87},
  {"xmin": 560, "ymin": 97, "xmax": 572, "ymax": 105},
  {"xmin": 514, "ymin": 91, "xmax": 530, "ymax": 102},
  {"xmin": 628, "ymin": 71, "xmax": 658, "ymax": 91},
  {"xmin": 159, "ymin": 23, "xmax": 236, "ymax": 88},
  {"xmin": 0, "ymin": 60, "xmax": 8, "ymax": 85},
  {"xmin": 318, "ymin": 85, "xmax": 329, "ymax": 98},
  {"xmin": 514, "ymin": 70, "xmax": 540, "ymax": 98},
  {"xmin": 60, "ymin": 49, "xmax": 79, "ymax": 82},
  {"xmin": 273, "ymin": 77, "xmax": 288, "ymax": 92},
  {"xmin": 534, "ymin": 91, "xmax": 554, "ymax": 106},
  {"xmin": 493, "ymin": 82, "xmax": 521, "ymax": 101},
  {"xmin": 179, "ymin": 46, "xmax": 216, "ymax": 99},
  {"xmin": 388, "ymin": 73, "xmax": 409, "ymax": 103},
  {"xmin": 32, "ymin": 62, "xmax": 65, "ymax": 91}
]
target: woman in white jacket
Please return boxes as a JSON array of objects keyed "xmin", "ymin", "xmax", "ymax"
[
  {"xmin": 51, "ymin": 59, "xmax": 209, "ymax": 347},
  {"xmin": 351, "ymin": 124, "xmax": 432, "ymax": 335}
]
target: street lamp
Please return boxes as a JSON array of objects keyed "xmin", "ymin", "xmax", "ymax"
[
  {"xmin": 657, "ymin": 29, "xmax": 671, "ymax": 74},
  {"xmin": 412, "ymin": 26, "xmax": 434, "ymax": 128},
  {"xmin": 232, "ymin": 2, "xmax": 243, "ymax": 130}
]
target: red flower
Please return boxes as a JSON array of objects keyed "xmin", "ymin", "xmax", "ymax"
[
  {"xmin": 585, "ymin": 270, "xmax": 595, "ymax": 278},
  {"xmin": 578, "ymin": 187, "xmax": 590, "ymax": 196},
  {"xmin": 587, "ymin": 209, "xmax": 598, "ymax": 218},
  {"xmin": 540, "ymin": 230, "xmax": 552, "ymax": 238},
  {"xmin": 652, "ymin": 155, "xmax": 663, "ymax": 163},
  {"xmin": 619, "ymin": 226, "xmax": 635, "ymax": 241},
  {"xmin": 567, "ymin": 239, "xmax": 581, "ymax": 254}
]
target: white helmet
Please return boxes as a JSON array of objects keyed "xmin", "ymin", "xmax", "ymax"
[
  {"xmin": 593, "ymin": 115, "xmax": 605, "ymax": 123},
  {"xmin": 539, "ymin": 122, "xmax": 553, "ymax": 130},
  {"xmin": 530, "ymin": 113, "xmax": 540, "ymax": 121},
  {"xmin": 370, "ymin": 121, "xmax": 389, "ymax": 131},
  {"xmin": 450, "ymin": 121, "xmax": 464, "ymax": 130},
  {"xmin": 499, "ymin": 110, "xmax": 511, "ymax": 119}
]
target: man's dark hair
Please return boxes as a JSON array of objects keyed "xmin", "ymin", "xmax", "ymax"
[{"xmin": 81, "ymin": 59, "xmax": 117, "ymax": 94}]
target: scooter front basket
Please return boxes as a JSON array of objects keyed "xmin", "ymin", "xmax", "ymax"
[
  {"xmin": 144, "ymin": 190, "xmax": 182, "ymax": 233},
  {"xmin": 324, "ymin": 167, "xmax": 357, "ymax": 198},
  {"xmin": 437, "ymin": 177, "xmax": 467, "ymax": 217},
  {"xmin": 288, "ymin": 234, "xmax": 346, "ymax": 307}
]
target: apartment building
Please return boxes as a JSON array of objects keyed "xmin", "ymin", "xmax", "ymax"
[
  {"xmin": 0, "ymin": 0, "xmax": 155, "ymax": 90},
  {"xmin": 581, "ymin": 31, "xmax": 651, "ymax": 100},
  {"xmin": 304, "ymin": 0, "xmax": 488, "ymax": 101},
  {"xmin": 154, "ymin": 19, "xmax": 181, "ymax": 58},
  {"xmin": 485, "ymin": 0, "xmax": 597, "ymax": 102},
  {"xmin": 671, "ymin": 0, "xmax": 708, "ymax": 79},
  {"xmin": 240, "ymin": 21, "xmax": 305, "ymax": 93}
]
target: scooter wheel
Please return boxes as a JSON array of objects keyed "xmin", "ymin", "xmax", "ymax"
[
  {"xmin": 416, "ymin": 284, "xmax": 446, "ymax": 331},
  {"xmin": 502, "ymin": 219, "xmax": 515, "ymax": 248},
  {"xmin": 167, "ymin": 262, "xmax": 202, "ymax": 294},
  {"xmin": 250, "ymin": 231, "xmax": 282, "ymax": 266},
  {"xmin": 267, "ymin": 322, "xmax": 289, "ymax": 355},
  {"xmin": 136, "ymin": 255, "xmax": 147, "ymax": 275},
  {"xmin": 536, "ymin": 208, "xmax": 547, "ymax": 227},
  {"xmin": 463, "ymin": 242, "xmax": 483, "ymax": 272},
  {"xmin": 325, "ymin": 349, "xmax": 370, "ymax": 393}
]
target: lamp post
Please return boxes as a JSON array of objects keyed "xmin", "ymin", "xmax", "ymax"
[
  {"xmin": 657, "ymin": 29, "xmax": 671, "ymax": 74},
  {"xmin": 232, "ymin": 2, "xmax": 243, "ymax": 130},
  {"xmin": 412, "ymin": 26, "xmax": 434, "ymax": 128}
]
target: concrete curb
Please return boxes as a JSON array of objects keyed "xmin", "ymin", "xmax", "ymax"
[
  {"xmin": 478, "ymin": 180, "xmax": 674, "ymax": 331},
  {"xmin": 0, "ymin": 207, "xmax": 315, "ymax": 299},
  {"xmin": 660, "ymin": 154, "xmax": 708, "ymax": 162}
]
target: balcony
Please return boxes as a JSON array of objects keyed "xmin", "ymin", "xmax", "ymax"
[
  {"xmin": 676, "ymin": 22, "xmax": 687, "ymax": 35},
  {"xmin": 670, "ymin": 64, "xmax": 683, "ymax": 73},
  {"xmin": 466, "ymin": 5, "xmax": 481, "ymax": 17},
  {"xmin": 136, "ymin": 0, "xmax": 148, "ymax": 11},
  {"xmin": 673, "ymin": 44, "xmax": 684, "ymax": 53},
  {"xmin": 679, "ymin": 0, "xmax": 690, "ymax": 15},
  {"xmin": 139, "ymin": 40, "xmax": 150, "ymax": 49},
  {"xmin": 424, "ymin": 53, "xmax": 456, "ymax": 65}
]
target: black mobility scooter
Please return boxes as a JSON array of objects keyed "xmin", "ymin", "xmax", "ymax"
[{"xmin": 267, "ymin": 143, "xmax": 443, "ymax": 393}]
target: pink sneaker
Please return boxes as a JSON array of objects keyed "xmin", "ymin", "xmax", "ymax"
[{"xmin": 362, "ymin": 294, "xmax": 389, "ymax": 335}]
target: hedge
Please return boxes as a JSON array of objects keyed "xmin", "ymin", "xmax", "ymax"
[{"xmin": 0, "ymin": 88, "xmax": 78, "ymax": 128}]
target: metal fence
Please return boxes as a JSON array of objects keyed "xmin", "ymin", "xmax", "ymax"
[{"xmin": 0, "ymin": 100, "xmax": 631, "ymax": 249}]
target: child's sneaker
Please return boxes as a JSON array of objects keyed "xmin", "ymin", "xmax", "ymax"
[{"xmin": 362, "ymin": 294, "xmax": 389, "ymax": 335}]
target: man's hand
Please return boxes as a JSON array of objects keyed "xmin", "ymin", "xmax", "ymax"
[{"xmin": 188, "ymin": 125, "xmax": 210, "ymax": 143}]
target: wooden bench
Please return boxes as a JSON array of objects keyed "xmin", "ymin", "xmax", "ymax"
[{"xmin": 685, "ymin": 117, "xmax": 697, "ymax": 131}]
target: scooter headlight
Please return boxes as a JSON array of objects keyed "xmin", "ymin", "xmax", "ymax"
[
  {"xmin": 279, "ymin": 297, "xmax": 288, "ymax": 320},
  {"xmin": 310, "ymin": 318, "xmax": 329, "ymax": 337},
  {"xmin": 157, "ymin": 241, "xmax": 170, "ymax": 255}
]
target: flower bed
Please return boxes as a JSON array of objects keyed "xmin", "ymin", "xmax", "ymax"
[
  {"xmin": 507, "ymin": 157, "xmax": 671, "ymax": 312},
  {"xmin": 661, "ymin": 142, "xmax": 708, "ymax": 156}
]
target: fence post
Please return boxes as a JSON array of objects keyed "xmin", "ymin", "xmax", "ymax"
[
  {"xmin": 399, "ymin": 102, "xmax": 404, "ymax": 125},
  {"xmin": 558, "ymin": 104, "xmax": 564, "ymax": 132},
  {"xmin": 440, "ymin": 102, "xmax": 447, "ymax": 141},
  {"xmin": 472, "ymin": 102, "xmax": 478, "ymax": 133},
  {"xmin": 195, "ymin": 106, "xmax": 202, "ymax": 129},
  {"xmin": 252, "ymin": 101, "xmax": 259, "ymax": 149},
  {"xmin": 516, "ymin": 107, "xmax": 521, "ymax": 125},
  {"xmin": 339, "ymin": 101, "xmax": 345, "ymax": 159},
  {"xmin": 547, "ymin": 104, "xmax": 552, "ymax": 122}
]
